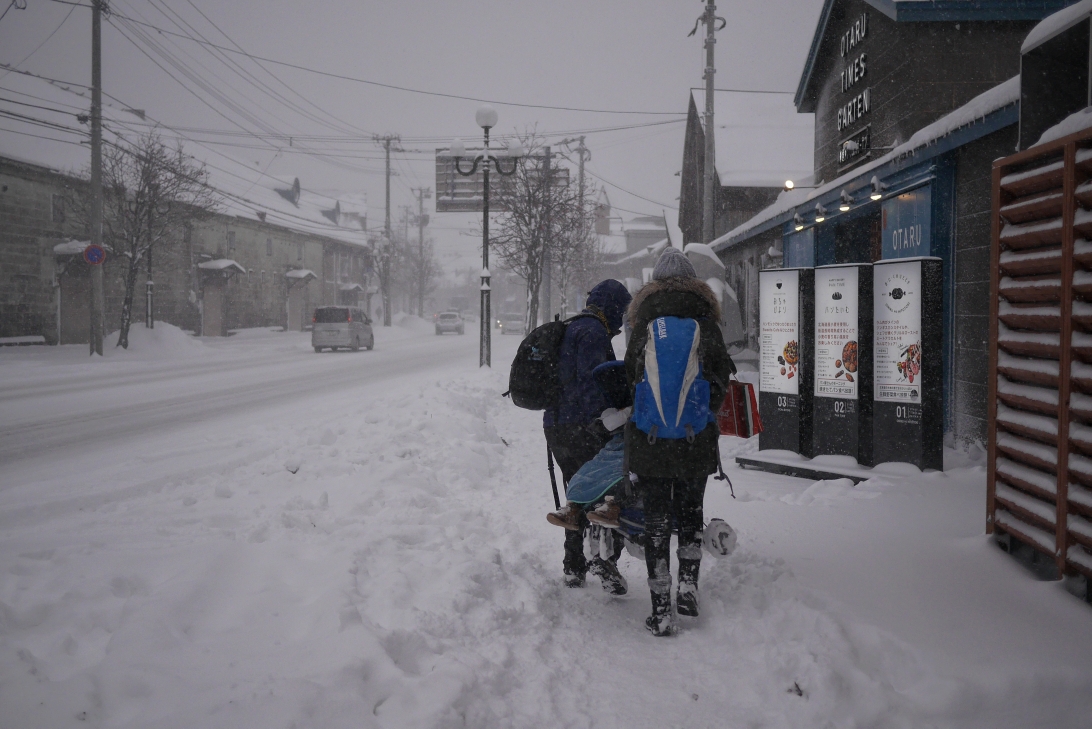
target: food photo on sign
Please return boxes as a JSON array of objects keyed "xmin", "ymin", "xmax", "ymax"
[
  {"xmin": 814, "ymin": 267, "xmax": 859, "ymax": 399},
  {"xmin": 874, "ymin": 261, "xmax": 923, "ymax": 404},
  {"xmin": 759, "ymin": 270, "xmax": 800, "ymax": 395}
]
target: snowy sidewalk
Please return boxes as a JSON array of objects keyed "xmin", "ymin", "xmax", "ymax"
[{"xmin": 0, "ymin": 329, "xmax": 1090, "ymax": 728}]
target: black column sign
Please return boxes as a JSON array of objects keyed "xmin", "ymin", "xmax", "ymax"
[
  {"xmin": 759, "ymin": 268, "xmax": 814, "ymax": 455},
  {"xmin": 872, "ymin": 257, "xmax": 943, "ymax": 470},
  {"xmin": 813, "ymin": 263, "xmax": 874, "ymax": 465}
]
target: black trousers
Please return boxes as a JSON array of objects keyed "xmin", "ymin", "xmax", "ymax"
[
  {"xmin": 544, "ymin": 423, "xmax": 610, "ymax": 577},
  {"xmin": 637, "ymin": 476, "xmax": 706, "ymax": 595}
]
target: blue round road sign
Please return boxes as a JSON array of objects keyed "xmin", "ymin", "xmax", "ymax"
[{"xmin": 83, "ymin": 244, "xmax": 106, "ymax": 265}]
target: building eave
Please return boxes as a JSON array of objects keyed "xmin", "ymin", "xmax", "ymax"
[{"xmin": 716, "ymin": 87, "xmax": 1020, "ymax": 253}]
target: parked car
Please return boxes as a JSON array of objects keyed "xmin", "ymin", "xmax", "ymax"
[
  {"xmin": 312, "ymin": 306, "xmax": 374, "ymax": 352},
  {"xmin": 435, "ymin": 311, "xmax": 465, "ymax": 335},
  {"xmin": 498, "ymin": 312, "xmax": 524, "ymax": 335}
]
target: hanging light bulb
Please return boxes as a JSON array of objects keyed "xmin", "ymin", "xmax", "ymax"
[
  {"xmin": 839, "ymin": 189, "xmax": 853, "ymax": 212},
  {"xmin": 794, "ymin": 213, "xmax": 806, "ymax": 231},
  {"xmin": 814, "ymin": 203, "xmax": 827, "ymax": 223}
]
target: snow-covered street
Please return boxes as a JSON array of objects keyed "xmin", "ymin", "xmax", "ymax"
[{"xmin": 2, "ymin": 324, "xmax": 1091, "ymax": 728}]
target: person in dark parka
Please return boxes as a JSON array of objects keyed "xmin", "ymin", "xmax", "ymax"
[
  {"xmin": 544, "ymin": 279, "xmax": 632, "ymax": 591},
  {"xmin": 624, "ymin": 248, "xmax": 735, "ymax": 635}
]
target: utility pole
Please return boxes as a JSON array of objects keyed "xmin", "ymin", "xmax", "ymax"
[
  {"xmin": 701, "ymin": 0, "xmax": 722, "ymax": 245},
  {"xmin": 558, "ymin": 136, "xmax": 591, "ymax": 317},
  {"xmin": 541, "ymin": 145, "xmax": 552, "ymax": 325},
  {"xmin": 89, "ymin": 0, "xmax": 105, "ymax": 355},
  {"xmin": 374, "ymin": 134, "xmax": 400, "ymax": 326},
  {"xmin": 412, "ymin": 187, "xmax": 431, "ymax": 316}
]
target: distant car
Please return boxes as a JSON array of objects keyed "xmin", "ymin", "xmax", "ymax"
[
  {"xmin": 312, "ymin": 306, "xmax": 374, "ymax": 352},
  {"xmin": 435, "ymin": 311, "xmax": 465, "ymax": 335},
  {"xmin": 498, "ymin": 312, "xmax": 524, "ymax": 335}
]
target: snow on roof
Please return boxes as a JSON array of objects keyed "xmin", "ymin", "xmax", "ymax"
[
  {"xmin": 1033, "ymin": 106, "xmax": 1092, "ymax": 147},
  {"xmin": 284, "ymin": 269, "xmax": 317, "ymax": 280},
  {"xmin": 1022, "ymin": 0, "xmax": 1092, "ymax": 53},
  {"xmin": 712, "ymin": 76, "xmax": 1021, "ymax": 251},
  {"xmin": 616, "ymin": 238, "xmax": 671, "ymax": 264},
  {"xmin": 338, "ymin": 283, "xmax": 365, "ymax": 292},
  {"xmin": 684, "ymin": 243, "xmax": 726, "ymax": 271},
  {"xmin": 53, "ymin": 239, "xmax": 91, "ymax": 255},
  {"xmin": 197, "ymin": 259, "xmax": 246, "ymax": 273},
  {"xmin": 599, "ymin": 233, "xmax": 628, "ymax": 256},
  {"xmin": 0, "ymin": 72, "xmax": 371, "ymax": 250}
]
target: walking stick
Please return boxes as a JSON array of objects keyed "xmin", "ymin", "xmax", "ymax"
[{"xmin": 546, "ymin": 444, "xmax": 561, "ymax": 510}]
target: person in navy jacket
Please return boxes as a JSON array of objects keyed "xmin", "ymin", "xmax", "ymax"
[{"xmin": 544, "ymin": 279, "xmax": 631, "ymax": 592}]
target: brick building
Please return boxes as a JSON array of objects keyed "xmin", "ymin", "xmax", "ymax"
[
  {"xmin": 709, "ymin": 0, "xmax": 1074, "ymax": 446},
  {"xmin": 1, "ymin": 153, "xmax": 373, "ymax": 343}
]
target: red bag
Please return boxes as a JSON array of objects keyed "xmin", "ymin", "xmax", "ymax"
[{"xmin": 717, "ymin": 380, "xmax": 763, "ymax": 438}]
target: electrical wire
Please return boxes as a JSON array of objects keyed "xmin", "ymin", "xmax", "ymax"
[
  {"xmin": 0, "ymin": 4, "xmax": 76, "ymax": 80},
  {"xmin": 49, "ymin": 0, "xmax": 685, "ymax": 116},
  {"xmin": 583, "ymin": 165, "xmax": 678, "ymax": 211}
]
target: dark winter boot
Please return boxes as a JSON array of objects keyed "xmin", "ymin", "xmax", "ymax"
[
  {"xmin": 644, "ymin": 586, "xmax": 676, "ymax": 637},
  {"xmin": 588, "ymin": 557, "xmax": 628, "ymax": 595},
  {"xmin": 563, "ymin": 527, "xmax": 587, "ymax": 588},
  {"xmin": 677, "ymin": 558, "xmax": 700, "ymax": 617}
]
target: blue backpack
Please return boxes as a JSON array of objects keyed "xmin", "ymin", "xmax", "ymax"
[{"xmin": 632, "ymin": 316, "xmax": 713, "ymax": 443}]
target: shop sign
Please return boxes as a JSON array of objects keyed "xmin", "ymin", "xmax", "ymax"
[
  {"xmin": 814, "ymin": 266, "xmax": 859, "ymax": 399},
  {"xmin": 759, "ymin": 268, "xmax": 815, "ymax": 457},
  {"xmin": 839, "ymin": 125, "xmax": 871, "ymax": 167},
  {"xmin": 881, "ymin": 185, "xmax": 932, "ymax": 258},
  {"xmin": 837, "ymin": 89, "xmax": 872, "ymax": 132},
  {"xmin": 871, "ymin": 257, "xmax": 943, "ymax": 470},
  {"xmin": 760, "ymin": 270, "xmax": 800, "ymax": 396},
  {"xmin": 874, "ymin": 261, "xmax": 922, "ymax": 404},
  {"xmin": 812, "ymin": 263, "xmax": 874, "ymax": 466},
  {"xmin": 839, "ymin": 12, "xmax": 868, "ymax": 57}
]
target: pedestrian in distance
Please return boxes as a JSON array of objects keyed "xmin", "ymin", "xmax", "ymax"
[
  {"xmin": 624, "ymin": 247, "xmax": 736, "ymax": 636},
  {"xmin": 543, "ymin": 279, "xmax": 632, "ymax": 593}
]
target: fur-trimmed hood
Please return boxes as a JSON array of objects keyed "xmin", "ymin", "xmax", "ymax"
[{"xmin": 626, "ymin": 276, "xmax": 720, "ymax": 327}]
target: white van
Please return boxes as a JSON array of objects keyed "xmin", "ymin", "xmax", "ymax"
[{"xmin": 312, "ymin": 306, "xmax": 374, "ymax": 352}]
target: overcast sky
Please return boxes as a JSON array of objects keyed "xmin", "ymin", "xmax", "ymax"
[{"xmin": 0, "ymin": 0, "xmax": 824, "ymax": 273}]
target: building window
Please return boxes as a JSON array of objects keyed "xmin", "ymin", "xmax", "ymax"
[
  {"xmin": 51, "ymin": 194, "xmax": 65, "ymax": 224},
  {"xmin": 297, "ymin": 243, "xmax": 303, "ymax": 261},
  {"xmin": 227, "ymin": 230, "xmax": 236, "ymax": 252},
  {"xmin": 266, "ymin": 238, "xmax": 273, "ymax": 256}
]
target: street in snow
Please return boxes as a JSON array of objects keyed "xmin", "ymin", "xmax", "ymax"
[{"xmin": 1, "ymin": 323, "xmax": 1090, "ymax": 728}]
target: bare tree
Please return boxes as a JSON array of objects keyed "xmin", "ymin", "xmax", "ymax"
[
  {"xmin": 76, "ymin": 132, "xmax": 217, "ymax": 348},
  {"xmin": 490, "ymin": 132, "xmax": 585, "ymax": 333},
  {"xmin": 404, "ymin": 235, "xmax": 442, "ymax": 316},
  {"xmin": 550, "ymin": 178, "xmax": 605, "ymax": 317}
]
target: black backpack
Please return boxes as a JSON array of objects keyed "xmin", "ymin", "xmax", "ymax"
[{"xmin": 508, "ymin": 314, "xmax": 596, "ymax": 410}]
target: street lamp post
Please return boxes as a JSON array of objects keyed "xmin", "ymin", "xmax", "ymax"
[{"xmin": 451, "ymin": 106, "xmax": 523, "ymax": 367}]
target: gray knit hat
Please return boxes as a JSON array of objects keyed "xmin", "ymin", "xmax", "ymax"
[{"xmin": 652, "ymin": 246, "xmax": 697, "ymax": 281}]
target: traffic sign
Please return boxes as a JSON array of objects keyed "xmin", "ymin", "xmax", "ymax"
[{"xmin": 83, "ymin": 244, "xmax": 106, "ymax": 265}]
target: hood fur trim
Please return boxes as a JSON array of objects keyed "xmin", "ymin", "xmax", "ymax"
[{"xmin": 626, "ymin": 276, "xmax": 721, "ymax": 326}]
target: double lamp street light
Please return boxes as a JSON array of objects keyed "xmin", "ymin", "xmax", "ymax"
[{"xmin": 451, "ymin": 106, "xmax": 523, "ymax": 367}]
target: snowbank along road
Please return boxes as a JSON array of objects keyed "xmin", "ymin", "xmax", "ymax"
[{"xmin": 0, "ymin": 323, "xmax": 1090, "ymax": 728}]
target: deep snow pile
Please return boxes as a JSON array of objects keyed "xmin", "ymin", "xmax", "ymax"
[{"xmin": 1, "ymin": 330, "xmax": 1091, "ymax": 728}]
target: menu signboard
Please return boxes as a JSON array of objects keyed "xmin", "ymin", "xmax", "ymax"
[
  {"xmin": 814, "ymin": 266, "xmax": 860, "ymax": 399},
  {"xmin": 759, "ymin": 268, "xmax": 814, "ymax": 456},
  {"xmin": 871, "ymin": 257, "xmax": 943, "ymax": 470},
  {"xmin": 812, "ymin": 263, "xmax": 873, "ymax": 466},
  {"xmin": 874, "ymin": 260, "xmax": 922, "ymax": 404},
  {"xmin": 760, "ymin": 269, "xmax": 800, "ymax": 396}
]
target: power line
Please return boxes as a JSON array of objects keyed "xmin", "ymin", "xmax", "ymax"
[
  {"xmin": 0, "ymin": 4, "xmax": 77, "ymax": 81},
  {"xmin": 49, "ymin": 0, "xmax": 686, "ymax": 116},
  {"xmin": 583, "ymin": 165, "xmax": 678, "ymax": 211}
]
